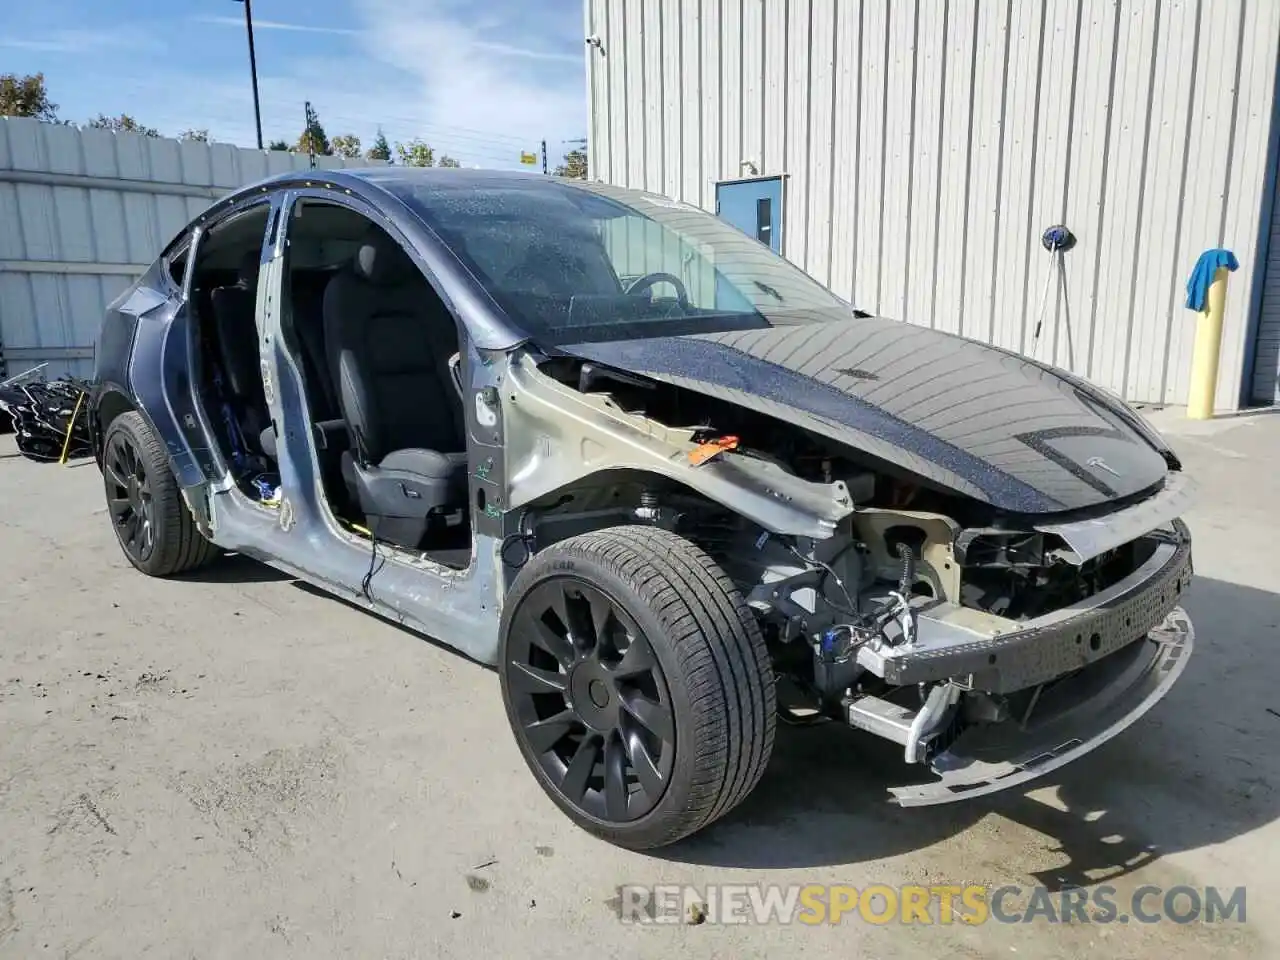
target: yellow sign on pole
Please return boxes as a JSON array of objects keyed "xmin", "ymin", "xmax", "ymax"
[{"xmin": 519, "ymin": 151, "xmax": 537, "ymax": 165}]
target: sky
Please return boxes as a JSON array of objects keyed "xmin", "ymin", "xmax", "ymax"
[{"xmin": 2, "ymin": 0, "xmax": 588, "ymax": 169}]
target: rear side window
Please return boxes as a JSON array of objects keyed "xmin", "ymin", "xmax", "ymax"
[{"xmin": 166, "ymin": 244, "xmax": 190, "ymax": 288}]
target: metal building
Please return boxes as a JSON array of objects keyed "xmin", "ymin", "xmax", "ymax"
[
  {"xmin": 583, "ymin": 0, "xmax": 1280, "ymax": 411},
  {"xmin": 0, "ymin": 117, "xmax": 366, "ymax": 380}
]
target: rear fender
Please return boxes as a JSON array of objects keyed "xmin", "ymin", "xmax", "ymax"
[{"xmin": 112, "ymin": 248, "xmax": 227, "ymax": 534}]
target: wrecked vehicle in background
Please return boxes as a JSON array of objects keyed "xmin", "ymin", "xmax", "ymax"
[
  {"xmin": 0, "ymin": 373, "xmax": 93, "ymax": 463},
  {"xmin": 88, "ymin": 169, "xmax": 1193, "ymax": 850}
]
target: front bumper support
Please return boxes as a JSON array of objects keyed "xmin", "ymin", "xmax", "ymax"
[
  {"xmin": 869, "ymin": 520, "xmax": 1193, "ymax": 693},
  {"xmin": 886, "ymin": 605, "xmax": 1193, "ymax": 806}
]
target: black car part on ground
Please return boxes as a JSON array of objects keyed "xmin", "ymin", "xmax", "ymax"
[{"xmin": 0, "ymin": 377, "xmax": 94, "ymax": 463}]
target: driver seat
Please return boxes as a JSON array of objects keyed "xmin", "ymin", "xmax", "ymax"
[{"xmin": 322, "ymin": 229, "xmax": 468, "ymax": 548}]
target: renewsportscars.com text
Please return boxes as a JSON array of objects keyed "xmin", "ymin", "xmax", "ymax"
[{"xmin": 616, "ymin": 883, "xmax": 1247, "ymax": 926}]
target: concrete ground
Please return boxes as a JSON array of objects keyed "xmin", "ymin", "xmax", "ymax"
[{"xmin": 1, "ymin": 410, "xmax": 1278, "ymax": 959}]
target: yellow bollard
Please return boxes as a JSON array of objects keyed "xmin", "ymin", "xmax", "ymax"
[{"xmin": 1186, "ymin": 267, "xmax": 1229, "ymax": 420}]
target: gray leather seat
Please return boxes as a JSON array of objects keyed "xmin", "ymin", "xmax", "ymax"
[
  {"xmin": 321, "ymin": 229, "xmax": 467, "ymax": 547},
  {"xmin": 209, "ymin": 252, "xmax": 274, "ymax": 460}
]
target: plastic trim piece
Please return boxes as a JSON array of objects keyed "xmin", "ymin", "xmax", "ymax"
[
  {"xmin": 887, "ymin": 606, "xmax": 1192, "ymax": 806},
  {"xmin": 1033, "ymin": 472, "xmax": 1195, "ymax": 563}
]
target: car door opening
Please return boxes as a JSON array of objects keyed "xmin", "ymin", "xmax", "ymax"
[
  {"xmin": 187, "ymin": 203, "xmax": 279, "ymax": 500},
  {"xmin": 279, "ymin": 199, "xmax": 472, "ymax": 566}
]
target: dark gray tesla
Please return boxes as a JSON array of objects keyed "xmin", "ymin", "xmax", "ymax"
[{"xmin": 89, "ymin": 168, "xmax": 1194, "ymax": 849}]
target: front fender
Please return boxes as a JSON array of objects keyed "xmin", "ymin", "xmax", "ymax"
[{"xmin": 502, "ymin": 352, "xmax": 853, "ymax": 540}]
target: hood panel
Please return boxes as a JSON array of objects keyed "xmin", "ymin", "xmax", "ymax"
[{"xmin": 559, "ymin": 317, "xmax": 1169, "ymax": 514}]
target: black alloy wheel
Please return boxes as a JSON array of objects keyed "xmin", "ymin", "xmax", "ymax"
[
  {"xmin": 505, "ymin": 578, "xmax": 677, "ymax": 822},
  {"xmin": 100, "ymin": 411, "xmax": 219, "ymax": 577},
  {"xmin": 499, "ymin": 526, "xmax": 776, "ymax": 850},
  {"xmin": 105, "ymin": 429, "xmax": 156, "ymax": 565}
]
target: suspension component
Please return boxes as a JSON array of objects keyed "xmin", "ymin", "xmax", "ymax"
[
  {"xmin": 897, "ymin": 541, "xmax": 915, "ymax": 595},
  {"xmin": 635, "ymin": 489, "xmax": 661, "ymax": 522}
]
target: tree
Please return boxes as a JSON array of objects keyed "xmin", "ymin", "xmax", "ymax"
[
  {"xmin": 296, "ymin": 115, "xmax": 331, "ymax": 156},
  {"xmin": 179, "ymin": 128, "xmax": 210, "ymax": 142},
  {"xmin": 395, "ymin": 138, "xmax": 434, "ymax": 167},
  {"xmin": 0, "ymin": 72, "xmax": 58, "ymax": 121},
  {"xmin": 331, "ymin": 133, "xmax": 361, "ymax": 158},
  {"xmin": 365, "ymin": 129, "xmax": 392, "ymax": 162},
  {"xmin": 267, "ymin": 139, "xmax": 291, "ymax": 152},
  {"xmin": 553, "ymin": 147, "xmax": 588, "ymax": 179},
  {"xmin": 88, "ymin": 113, "xmax": 160, "ymax": 137},
  {"xmin": 436, "ymin": 155, "xmax": 460, "ymax": 168}
]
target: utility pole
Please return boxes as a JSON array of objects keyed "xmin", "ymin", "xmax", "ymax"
[
  {"xmin": 304, "ymin": 101, "xmax": 317, "ymax": 169},
  {"xmin": 233, "ymin": 0, "xmax": 264, "ymax": 149},
  {"xmin": 540, "ymin": 139, "xmax": 548, "ymax": 175}
]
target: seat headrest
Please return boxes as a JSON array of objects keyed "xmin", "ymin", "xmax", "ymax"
[
  {"xmin": 354, "ymin": 230, "xmax": 414, "ymax": 285},
  {"xmin": 238, "ymin": 251, "xmax": 261, "ymax": 288}
]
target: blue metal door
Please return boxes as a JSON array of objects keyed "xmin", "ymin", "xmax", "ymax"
[{"xmin": 715, "ymin": 177, "xmax": 783, "ymax": 253}]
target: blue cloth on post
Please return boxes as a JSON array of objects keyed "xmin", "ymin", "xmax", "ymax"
[{"xmin": 1185, "ymin": 249, "xmax": 1239, "ymax": 311}]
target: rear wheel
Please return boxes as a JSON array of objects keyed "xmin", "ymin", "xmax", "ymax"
[
  {"xmin": 499, "ymin": 525, "xmax": 775, "ymax": 849},
  {"xmin": 102, "ymin": 412, "xmax": 219, "ymax": 576}
]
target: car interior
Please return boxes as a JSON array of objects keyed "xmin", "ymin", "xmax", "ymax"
[{"xmin": 187, "ymin": 199, "xmax": 472, "ymax": 569}]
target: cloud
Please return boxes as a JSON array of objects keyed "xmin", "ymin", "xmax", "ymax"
[
  {"xmin": 196, "ymin": 15, "xmax": 359, "ymax": 37},
  {"xmin": 470, "ymin": 40, "xmax": 583, "ymax": 64},
  {"xmin": 0, "ymin": 29, "xmax": 155, "ymax": 54},
  {"xmin": 29, "ymin": 0, "xmax": 586, "ymax": 170},
  {"xmin": 176, "ymin": 0, "xmax": 586, "ymax": 157},
  {"xmin": 352, "ymin": 0, "xmax": 586, "ymax": 146}
]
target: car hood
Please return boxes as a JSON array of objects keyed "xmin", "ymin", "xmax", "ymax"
[{"xmin": 557, "ymin": 315, "xmax": 1174, "ymax": 515}]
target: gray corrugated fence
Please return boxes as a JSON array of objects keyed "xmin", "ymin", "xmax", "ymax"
[{"xmin": 0, "ymin": 116, "xmax": 372, "ymax": 379}]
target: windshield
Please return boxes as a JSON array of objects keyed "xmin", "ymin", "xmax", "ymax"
[{"xmin": 384, "ymin": 176, "xmax": 857, "ymax": 343}]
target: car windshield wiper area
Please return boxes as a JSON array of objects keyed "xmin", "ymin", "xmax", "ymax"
[{"xmin": 538, "ymin": 303, "xmax": 774, "ymax": 344}]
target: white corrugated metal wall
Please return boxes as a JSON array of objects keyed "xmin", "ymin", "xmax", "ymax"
[
  {"xmin": 585, "ymin": 0, "xmax": 1280, "ymax": 411},
  {"xmin": 0, "ymin": 117, "xmax": 368, "ymax": 379}
]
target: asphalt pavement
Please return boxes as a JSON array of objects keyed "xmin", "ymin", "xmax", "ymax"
[{"xmin": 1, "ymin": 409, "xmax": 1278, "ymax": 958}]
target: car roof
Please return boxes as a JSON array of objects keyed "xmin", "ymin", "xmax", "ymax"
[
  {"xmin": 346, "ymin": 166, "xmax": 579, "ymax": 190},
  {"xmin": 203, "ymin": 168, "xmax": 668, "ymax": 350},
  {"xmin": 240, "ymin": 165, "xmax": 600, "ymax": 197}
]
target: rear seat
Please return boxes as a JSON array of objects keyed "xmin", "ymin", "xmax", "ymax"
[{"xmin": 209, "ymin": 252, "xmax": 273, "ymax": 463}]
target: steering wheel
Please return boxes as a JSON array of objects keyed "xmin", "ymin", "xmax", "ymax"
[{"xmin": 624, "ymin": 271, "xmax": 689, "ymax": 309}]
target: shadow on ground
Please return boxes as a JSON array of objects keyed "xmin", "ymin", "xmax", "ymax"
[
  {"xmin": 660, "ymin": 575, "xmax": 1280, "ymax": 882},
  {"xmin": 289, "ymin": 578, "xmax": 495, "ymax": 670},
  {"xmin": 172, "ymin": 552, "xmax": 295, "ymax": 584},
  {"xmin": 176, "ymin": 547, "xmax": 1280, "ymax": 886}
]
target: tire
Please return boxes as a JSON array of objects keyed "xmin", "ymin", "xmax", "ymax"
[
  {"xmin": 102, "ymin": 411, "xmax": 220, "ymax": 577},
  {"xmin": 499, "ymin": 525, "xmax": 776, "ymax": 849}
]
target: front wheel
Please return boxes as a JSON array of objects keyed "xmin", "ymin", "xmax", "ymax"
[
  {"xmin": 102, "ymin": 411, "xmax": 219, "ymax": 577},
  {"xmin": 499, "ymin": 525, "xmax": 776, "ymax": 849}
]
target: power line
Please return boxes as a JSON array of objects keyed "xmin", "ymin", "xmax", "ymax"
[
  {"xmin": 51, "ymin": 71, "xmax": 553, "ymax": 166},
  {"xmin": 69, "ymin": 74, "xmax": 542, "ymax": 153},
  {"xmin": 243, "ymin": 95, "xmax": 535, "ymax": 148}
]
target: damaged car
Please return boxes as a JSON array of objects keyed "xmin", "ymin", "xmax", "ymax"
[{"xmin": 88, "ymin": 169, "xmax": 1194, "ymax": 849}]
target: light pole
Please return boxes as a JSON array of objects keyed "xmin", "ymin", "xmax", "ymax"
[{"xmin": 233, "ymin": 0, "xmax": 264, "ymax": 149}]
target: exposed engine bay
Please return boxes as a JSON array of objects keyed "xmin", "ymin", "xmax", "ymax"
[{"xmin": 504, "ymin": 354, "xmax": 1195, "ymax": 802}]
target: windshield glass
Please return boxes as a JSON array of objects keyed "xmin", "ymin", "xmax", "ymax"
[{"xmin": 384, "ymin": 176, "xmax": 857, "ymax": 343}]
